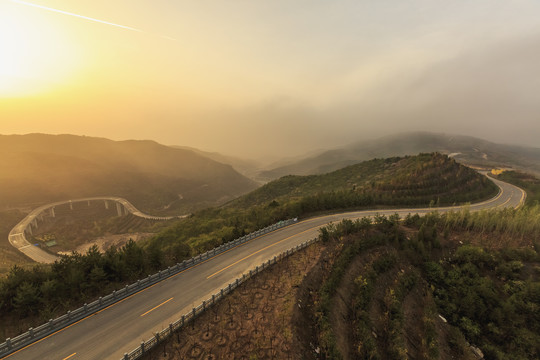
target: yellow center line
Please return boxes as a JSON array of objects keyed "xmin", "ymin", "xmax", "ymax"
[
  {"xmin": 497, "ymin": 193, "xmax": 512, "ymax": 208},
  {"xmin": 140, "ymin": 297, "xmax": 174, "ymax": 317},
  {"xmin": 62, "ymin": 353, "xmax": 76, "ymax": 360},
  {"xmin": 207, "ymin": 227, "xmax": 317, "ymax": 279},
  {"xmin": 516, "ymin": 189, "xmax": 527, "ymax": 209}
]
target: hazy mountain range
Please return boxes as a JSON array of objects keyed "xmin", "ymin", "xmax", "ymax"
[
  {"xmin": 0, "ymin": 134, "xmax": 257, "ymax": 213},
  {"xmin": 2, "ymin": 132, "xmax": 539, "ymax": 213},
  {"xmin": 258, "ymin": 132, "xmax": 540, "ymax": 180}
]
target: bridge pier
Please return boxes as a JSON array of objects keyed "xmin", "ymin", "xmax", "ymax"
[
  {"xmin": 26, "ymin": 225, "xmax": 33, "ymax": 236},
  {"xmin": 69, "ymin": 201, "xmax": 73, "ymax": 210},
  {"xmin": 116, "ymin": 203, "xmax": 125, "ymax": 217},
  {"xmin": 104, "ymin": 200, "xmax": 109, "ymax": 210},
  {"xmin": 50, "ymin": 207, "xmax": 55, "ymax": 218},
  {"xmin": 87, "ymin": 200, "xmax": 91, "ymax": 207}
]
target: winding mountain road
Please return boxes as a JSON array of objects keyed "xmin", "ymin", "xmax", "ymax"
[
  {"xmin": 8, "ymin": 197, "xmax": 186, "ymax": 264},
  {"xmin": 2, "ymin": 176, "xmax": 526, "ymax": 360}
]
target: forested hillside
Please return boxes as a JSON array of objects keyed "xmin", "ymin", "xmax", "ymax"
[
  {"xmin": 146, "ymin": 153, "xmax": 496, "ymax": 256},
  {"xmin": 241, "ymin": 152, "xmax": 495, "ymax": 208},
  {"xmin": 298, "ymin": 206, "xmax": 540, "ymax": 360}
]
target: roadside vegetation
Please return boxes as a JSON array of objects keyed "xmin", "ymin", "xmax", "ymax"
[
  {"xmin": 0, "ymin": 153, "xmax": 499, "ymax": 340},
  {"xmin": 144, "ymin": 208, "xmax": 540, "ymax": 360}
]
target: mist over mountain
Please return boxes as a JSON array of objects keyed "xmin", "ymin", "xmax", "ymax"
[
  {"xmin": 0, "ymin": 134, "xmax": 257, "ymax": 212},
  {"xmin": 259, "ymin": 132, "xmax": 540, "ymax": 180},
  {"xmin": 171, "ymin": 145, "xmax": 263, "ymax": 181}
]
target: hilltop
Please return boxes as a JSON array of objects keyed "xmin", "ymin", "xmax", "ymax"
[
  {"xmin": 238, "ymin": 152, "xmax": 496, "ymax": 209},
  {"xmin": 260, "ymin": 132, "xmax": 540, "ymax": 180},
  {"xmin": 0, "ymin": 134, "xmax": 257, "ymax": 213},
  {"xmin": 147, "ymin": 153, "xmax": 497, "ymax": 255}
]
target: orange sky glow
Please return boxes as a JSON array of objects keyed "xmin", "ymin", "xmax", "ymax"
[{"xmin": 2, "ymin": 0, "xmax": 540, "ymax": 158}]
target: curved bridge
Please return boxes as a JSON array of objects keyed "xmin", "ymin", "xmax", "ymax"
[{"xmin": 8, "ymin": 197, "xmax": 187, "ymax": 264}]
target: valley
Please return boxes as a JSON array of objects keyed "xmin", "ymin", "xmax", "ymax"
[{"xmin": 0, "ymin": 138, "xmax": 537, "ymax": 360}]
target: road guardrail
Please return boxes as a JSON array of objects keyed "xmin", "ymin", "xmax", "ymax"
[
  {"xmin": 0, "ymin": 218, "xmax": 298, "ymax": 358},
  {"xmin": 121, "ymin": 236, "xmax": 319, "ymax": 360}
]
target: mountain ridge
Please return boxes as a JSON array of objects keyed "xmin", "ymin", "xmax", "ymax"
[
  {"xmin": 0, "ymin": 134, "xmax": 257, "ymax": 213},
  {"xmin": 259, "ymin": 132, "xmax": 540, "ymax": 180}
]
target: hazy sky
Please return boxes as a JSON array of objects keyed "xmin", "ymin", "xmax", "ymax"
[{"xmin": 1, "ymin": 0, "xmax": 540, "ymax": 159}]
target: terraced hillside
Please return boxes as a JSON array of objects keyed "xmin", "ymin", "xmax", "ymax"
[{"xmin": 300, "ymin": 211, "xmax": 540, "ymax": 360}]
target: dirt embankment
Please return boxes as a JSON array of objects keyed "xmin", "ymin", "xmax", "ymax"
[{"xmin": 145, "ymin": 243, "xmax": 326, "ymax": 360}]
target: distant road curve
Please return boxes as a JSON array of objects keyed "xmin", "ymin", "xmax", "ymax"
[{"xmin": 8, "ymin": 197, "xmax": 188, "ymax": 264}]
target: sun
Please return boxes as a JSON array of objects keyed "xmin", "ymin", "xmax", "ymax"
[{"xmin": 0, "ymin": 1, "xmax": 79, "ymax": 97}]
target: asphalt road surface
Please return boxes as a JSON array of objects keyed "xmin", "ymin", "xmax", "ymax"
[{"xmin": 2, "ymin": 177, "xmax": 525, "ymax": 360}]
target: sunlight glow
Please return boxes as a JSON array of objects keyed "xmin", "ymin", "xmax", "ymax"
[{"xmin": 0, "ymin": 1, "xmax": 80, "ymax": 97}]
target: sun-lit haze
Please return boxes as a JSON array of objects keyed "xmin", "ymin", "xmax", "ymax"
[{"xmin": 1, "ymin": 0, "xmax": 540, "ymax": 159}]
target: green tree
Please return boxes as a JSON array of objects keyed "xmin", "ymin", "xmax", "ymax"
[{"xmin": 13, "ymin": 282, "xmax": 40, "ymax": 316}]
